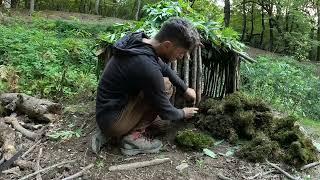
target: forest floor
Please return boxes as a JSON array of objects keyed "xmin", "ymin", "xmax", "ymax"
[
  {"xmin": 2, "ymin": 101, "xmax": 320, "ymax": 180},
  {"xmin": 1, "ymin": 10, "xmax": 320, "ymax": 180}
]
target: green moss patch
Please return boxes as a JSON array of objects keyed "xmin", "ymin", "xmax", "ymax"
[{"xmin": 175, "ymin": 129, "xmax": 214, "ymax": 150}]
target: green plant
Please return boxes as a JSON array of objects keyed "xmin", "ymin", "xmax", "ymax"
[
  {"xmin": 47, "ymin": 129, "xmax": 82, "ymax": 141},
  {"xmin": 0, "ymin": 18, "xmax": 98, "ymax": 99}
]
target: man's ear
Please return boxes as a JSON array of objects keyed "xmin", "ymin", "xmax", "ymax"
[{"xmin": 161, "ymin": 41, "xmax": 174, "ymax": 49}]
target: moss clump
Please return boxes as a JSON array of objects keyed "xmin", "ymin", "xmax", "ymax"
[
  {"xmin": 175, "ymin": 129, "xmax": 214, "ymax": 150},
  {"xmin": 195, "ymin": 93, "xmax": 318, "ymax": 167},
  {"xmin": 223, "ymin": 93, "xmax": 242, "ymax": 113},
  {"xmin": 254, "ymin": 112, "xmax": 273, "ymax": 130},
  {"xmin": 236, "ymin": 132, "xmax": 283, "ymax": 162},
  {"xmin": 199, "ymin": 98, "xmax": 221, "ymax": 113},
  {"xmin": 197, "ymin": 114, "xmax": 233, "ymax": 140},
  {"xmin": 243, "ymin": 98, "xmax": 271, "ymax": 112},
  {"xmin": 286, "ymin": 139, "xmax": 318, "ymax": 167},
  {"xmin": 234, "ymin": 111, "xmax": 256, "ymax": 139}
]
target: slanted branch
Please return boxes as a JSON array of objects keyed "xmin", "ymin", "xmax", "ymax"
[
  {"xmin": 4, "ymin": 116, "xmax": 41, "ymax": 140},
  {"xmin": 0, "ymin": 93, "xmax": 62, "ymax": 122}
]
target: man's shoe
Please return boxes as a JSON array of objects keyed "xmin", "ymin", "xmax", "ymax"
[
  {"xmin": 121, "ymin": 131, "xmax": 162, "ymax": 156},
  {"xmin": 91, "ymin": 127, "xmax": 108, "ymax": 154}
]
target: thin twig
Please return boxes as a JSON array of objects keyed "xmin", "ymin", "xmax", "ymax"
[
  {"xmin": 217, "ymin": 173, "xmax": 232, "ymax": 180},
  {"xmin": 18, "ymin": 160, "xmax": 76, "ymax": 180},
  {"xmin": 36, "ymin": 147, "xmax": 43, "ymax": 180},
  {"xmin": 300, "ymin": 162, "xmax": 320, "ymax": 171},
  {"xmin": 265, "ymin": 159, "xmax": 298, "ymax": 180},
  {"xmin": 0, "ymin": 156, "xmax": 4, "ymax": 165},
  {"xmin": 62, "ymin": 163, "xmax": 94, "ymax": 180},
  {"xmin": 108, "ymin": 158, "xmax": 171, "ymax": 171},
  {"xmin": 21, "ymin": 139, "xmax": 41, "ymax": 159}
]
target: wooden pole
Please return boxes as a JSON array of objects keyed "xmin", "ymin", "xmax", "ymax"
[
  {"xmin": 171, "ymin": 60, "xmax": 178, "ymax": 105},
  {"xmin": 196, "ymin": 47, "xmax": 202, "ymax": 105},
  {"xmin": 183, "ymin": 53, "xmax": 190, "ymax": 86},
  {"xmin": 191, "ymin": 48, "xmax": 197, "ymax": 90}
]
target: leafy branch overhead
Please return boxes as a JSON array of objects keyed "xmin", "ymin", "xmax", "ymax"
[{"xmin": 97, "ymin": 1, "xmax": 246, "ymax": 52}]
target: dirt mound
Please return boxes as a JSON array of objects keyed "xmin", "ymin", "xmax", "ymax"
[{"xmin": 193, "ymin": 92, "xmax": 318, "ymax": 167}]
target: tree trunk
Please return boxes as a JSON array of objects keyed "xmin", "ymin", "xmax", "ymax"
[
  {"xmin": 29, "ymin": 0, "xmax": 35, "ymax": 15},
  {"xmin": 260, "ymin": 3, "xmax": 265, "ymax": 48},
  {"xmin": 224, "ymin": 0, "xmax": 231, "ymax": 27},
  {"xmin": 135, "ymin": 0, "xmax": 141, "ymax": 20},
  {"xmin": 248, "ymin": 3, "xmax": 254, "ymax": 42},
  {"xmin": 95, "ymin": 0, "xmax": 100, "ymax": 15},
  {"xmin": 241, "ymin": 0, "xmax": 247, "ymax": 41},
  {"xmin": 11, "ymin": 0, "xmax": 18, "ymax": 8},
  {"xmin": 317, "ymin": 3, "xmax": 320, "ymax": 61},
  {"xmin": 268, "ymin": 13, "xmax": 274, "ymax": 51}
]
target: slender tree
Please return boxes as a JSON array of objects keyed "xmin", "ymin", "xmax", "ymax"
[{"xmin": 224, "ymin": 0, "xmax": 231, "ymax": 27}]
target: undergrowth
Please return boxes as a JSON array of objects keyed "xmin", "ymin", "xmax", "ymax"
[
  {"xmin": 0, "ymin": 17, "xmax": 106, "ymax": 100},
  {"xmin": 241, "ymin": 56, "xmax": 320, "ymax": 121}
]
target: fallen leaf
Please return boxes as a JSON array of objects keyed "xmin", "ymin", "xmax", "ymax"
[{"xmin": 203, "ymin": 148, "xmax": 217, "ymax": 159}]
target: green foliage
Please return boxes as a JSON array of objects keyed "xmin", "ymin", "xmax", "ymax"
[
  {"xmin": 241, "ymin": 56, "xmax": 320, "ymax": 120},
  {"xmin": 47, "ymin": 129, "xmax": 83, "ymax": 141},
  {"xmin": 175, "ymin": 129, "xmax": 215, "ymax": 150},
  {"xmin": 97, "ymin": 0, "xmax": 245, "ymax": 52},
  {"xmin": 0, "ymin": 18, "xmax": 99, "ymax": 99},
  {"xmin": 231, "ymin": 0, "xmax": 318, "ymax": 60}
]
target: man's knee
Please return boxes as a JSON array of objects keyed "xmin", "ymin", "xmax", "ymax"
[{"xmin": 163, "ymin": 77, "xmax": 173, "ymax": 97}]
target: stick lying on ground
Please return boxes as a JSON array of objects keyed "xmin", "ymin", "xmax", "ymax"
[
  {"xmin": 62, "ymin": 163, "xmax": 94, "ymax": 180},
  {"xmin": 36, "ymin": 148, "xmax": 43, "ymax": 180},
  {"xmin": 21, "ymin": 140, "xmax": 41, "ymax": 159},
  {"xmin": 108, "ymin": 158, "xmax": 171, "ymax": 171},
  {"xmin": 4, "ymin": 116, "xmax": 40, "ymax": 140},
  {"xmin": 266, "ymin": 159, "xmax": 298, "ymax": 180},
  {"xmin": 18, "ymin": 160, "xmax": 76, "ymax": 180},
  {"xmin": 217, "ymin": 173, "xmax": 232, "ymax": 180},
  {"xmin": 300, "ymin": 162, "xmax": 320, "ymax": 171}
]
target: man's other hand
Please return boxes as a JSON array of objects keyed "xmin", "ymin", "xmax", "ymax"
[
  {"xmin": 183, "ymin": 107, "xmax": 199, "ymax": 119},
  {"xmin": 184, "ymin": 88, "xmax": 196, "ymax": 105}
]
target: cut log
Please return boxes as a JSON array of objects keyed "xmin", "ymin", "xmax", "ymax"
[
  {"xmin": 4, "ymin": 116, "xmax": 41, "ymax": 140},
  {"xmin": 0, "ymin": 121, "xmax": 16, "ymax": 160},
  {"xmin": 0, "ymin": 93, "xmax": 62, "ymax": 122}
]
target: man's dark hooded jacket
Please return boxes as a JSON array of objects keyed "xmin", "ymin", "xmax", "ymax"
[{"xmin": 96, "ymin": 32, "xmax": 188, "ymax": 129}]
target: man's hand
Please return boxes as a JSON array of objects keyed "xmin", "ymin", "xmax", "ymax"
[
  {"xmin": 183, "ymin": 107, "xmax": 199, "ymax": 119},
  {"xmin": 184, "ymin": 88, "xmax": 196, "ymax": 105}
]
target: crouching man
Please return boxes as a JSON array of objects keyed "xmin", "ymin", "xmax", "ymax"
[{"xmin": 93, "ymin": 17, "xmax": 200, "ymax": 155}]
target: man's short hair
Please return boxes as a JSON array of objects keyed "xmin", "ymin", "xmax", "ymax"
[{"xmin": 155, "ymin": 17, "xmax": 200, "ymax": 50}]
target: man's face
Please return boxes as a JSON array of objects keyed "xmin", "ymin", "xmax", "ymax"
[{"xmin": 160, "ymin": 41, "xmax": 189, "ymax": 62}]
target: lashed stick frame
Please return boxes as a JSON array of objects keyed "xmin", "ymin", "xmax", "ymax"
[{"xmin": 96, "ymin": 43, "xmax": 254, "ymax": 106}]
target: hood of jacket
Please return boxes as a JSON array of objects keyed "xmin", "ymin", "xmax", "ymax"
[{"xmin": 112, "ymin": 32, "xmax": 156, "ymax": 57}]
